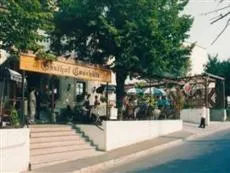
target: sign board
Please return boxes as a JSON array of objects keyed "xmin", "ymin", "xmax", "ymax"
[
  {"xmin": 20, "ymin": 55, "xmax": 111, "ymax": 83},
  {"xmin": 183, "ymin": 83, "xmax": 192, "ymax": 96}
]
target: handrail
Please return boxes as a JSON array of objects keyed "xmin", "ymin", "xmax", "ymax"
[{"xmin": 94, "ymin": 123, "xmax": 104, "ymax": 131}]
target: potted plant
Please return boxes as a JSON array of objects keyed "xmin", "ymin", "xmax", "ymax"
[{"xmin": 10, "ymin": 106, "xmax": 20, "ymax": 128}]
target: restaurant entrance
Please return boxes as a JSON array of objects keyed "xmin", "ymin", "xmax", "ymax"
[{"xmin": 19, "ymin": 54, "xmax": 112, "ymax": 125}]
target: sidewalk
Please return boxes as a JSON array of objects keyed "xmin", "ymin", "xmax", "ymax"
[{"xmin": 29, "ymin": 122, "xmax": 230, "ymax": 173}]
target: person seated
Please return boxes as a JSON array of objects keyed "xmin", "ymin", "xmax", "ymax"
[
  {"xmin": 122, "ymin": 95, "xmax": 129, "ymax": 119},
  {"xmin": 162, "ymin": 96, "xmax": 170, "ymax": 108},
  {"xmin": 91, "ymin": 95, "xmax": 102, "ymax": 123},
  {"xmin": 94, "ymin": 95, "xmax": 100, "ymax": 108},
  {"xmin": 136, "ymin": 101, "xmax": 148, "ymax": 120},
  {"xmin": 157, "ymin": 96, "xmax": 164, "ymax": 109},
  {"xmin": 81, "ymin": 94, "xmax": 90, "ymax": 121},
  {"xmin": 126, "ymin": 98, "xmax": 135, "ymax": 120}
]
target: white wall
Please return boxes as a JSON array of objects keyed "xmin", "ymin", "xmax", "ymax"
[
  {"xmin": 189, "ymin": 45, "xmax": 208, "ymax": 75},
  {"xmin": 0, "ymin": 128, "xmax": 30, "ymax": 173},
  {"xmin": 76, "ymin": 125, "xmax": 105, "ymax": 150},
  {"xmin": 77, "ymin": 120, "xmax": 182, "ymax": 151},
  {"xmin": 104, "ymin": 120, "xmax": 182, "ymax": 151},
  {"xmin": 181, "ymin": 108, "xmax": 210, "ymax": 125},
  {"xmin": 210, "ymin": 109, "xmax": 227, "ymax": 121}
]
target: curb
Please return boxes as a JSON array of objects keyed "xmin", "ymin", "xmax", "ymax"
[
  {"xmin": 186, "ymin": 125, "xmax": 230, "ymax": 141},
  {"xmin": 73, "ymin": 139, "xmax": 184, "ymax": 173},
  {"xmin": 73, "ymin": 125, "xmax": 230, "ymax": 173}
]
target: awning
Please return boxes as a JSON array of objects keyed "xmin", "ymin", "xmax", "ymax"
[
  {"xmin": 96, "ymin": 85, "xmax": 116, "ymax": 93},
  {"xmin": 144, "ymin": 87, "xmax": 166, "ymax": 96},
  {"xmin": 0, "ymin": 68, "xmax": 22, "ymax": 83}
]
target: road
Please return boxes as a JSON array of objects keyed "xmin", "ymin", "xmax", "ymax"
[{"xmin": 103, "ymin": 130, "xmax": 230, "ymax": 173}]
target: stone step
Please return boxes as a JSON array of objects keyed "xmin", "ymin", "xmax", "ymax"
[
  {"xmin": 29, "ymin": 124, "xmax": 71, "ymax": 128},
  {"xmin": 31, "ymin": 148, "xmax": 99, "ymax": 170},
  {"xmin": 31, "ymin": 143, "xmax": 93, "ymax": 156},
  {"xmin": 31, "ymin": 135, "xmax": 81, "ymax": 144},
  {"xmin": 30, "ymin": 139, "xmax": 85, "ymax": 149},
  {"xmin": 31, "ymin": 130, "xmax": 77, "ymax": 138},
  {"xmin": 29, "ymin": 124, "xmax": 100, "ymax": 170},
  {"xmin": 30, "ymin": 126, "xmax": 72, "ymax": 133}
]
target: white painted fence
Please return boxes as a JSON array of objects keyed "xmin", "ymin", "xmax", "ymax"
[
  {"xmin": 77, "ymin": 120, "xmax": 182, "ymax": 151},
  {"xmin": 180, "ymin": 108, "xmax": 210, "ymax": 125},
  {"xmin": 0, "ymin": 128, "xmax": 30, "ymax": 173}
]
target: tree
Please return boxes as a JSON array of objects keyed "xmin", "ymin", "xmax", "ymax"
[
  {"xmin": 202, "ymin": 1, "xmax": 230, "ymax": 44},
  {"xmin": 51, "ymin": 0, "xmax": 193, "ymax": 111},
  {"xmin": 204, "ymin": 54, "xmax": 230, "ymax": 97},
  {"xmin": 0, "ymin": 0, "xmax": 55, "ymax": 59}
]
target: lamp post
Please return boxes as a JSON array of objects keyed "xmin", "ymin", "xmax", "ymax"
[
  {"xmin": 106, "ymin": 82, "xmax": 109, "ymax": 120},
  {"xmin": 21, "ymin": 71, "xmax": 25, "ymax": 127},
  {"xmin": 222, "ymin": 80, "xmax": 225, "ymax": 109}
]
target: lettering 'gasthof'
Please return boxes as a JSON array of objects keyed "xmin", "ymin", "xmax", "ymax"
[{"xmin": 41, "ymin": 63, "xmax": 71, "ymax": 74}]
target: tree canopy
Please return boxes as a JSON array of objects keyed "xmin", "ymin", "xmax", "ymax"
[
  {"xmin": 0, "ymin": 0, "xmax": 54, "ymax": 58},
  {"xmin": 51, "ymin": 0, "xmax": 194, "ymax": 109},
  {"xmin": 204, "ymin": 54, "xmax": 230, "ymax": 97}
]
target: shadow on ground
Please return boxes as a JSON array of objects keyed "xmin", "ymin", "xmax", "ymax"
[{"xmin": 130, "ymin": 136, "xmax": 230, "ymax": 173}]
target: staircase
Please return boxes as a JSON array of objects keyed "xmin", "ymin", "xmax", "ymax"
[{"xmin": 29, "ymin": 124, "xmax": 102, "ymax": 170}]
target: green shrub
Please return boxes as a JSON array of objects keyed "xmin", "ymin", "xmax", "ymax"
[{"xmin": 10, "ymin": 107, "xmax": 20, "ymax": 127}]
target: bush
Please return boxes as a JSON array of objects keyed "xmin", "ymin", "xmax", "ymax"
[{"xmin": 10, "ymin": 107, "xmax": 20, "ymax": 127}]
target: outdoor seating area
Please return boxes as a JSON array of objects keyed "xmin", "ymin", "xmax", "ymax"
[{"xmin": 123, "ymin": 87, "xmax": 179, "ymax": 120}]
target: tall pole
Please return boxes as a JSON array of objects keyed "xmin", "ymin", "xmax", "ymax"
[
  {"xmin": 222, "ymin": 80, "xmax": 225, "ymax": 109},
  {"xmin": 205, "ymin": 77, "xmax": 208, "ymax": 108},
  {"xmin": 0, "ymin": 78, "xmax": 6, "ymax": 116},
  {"xmin": 51, "ymin": 77, "xmax": 55, "ymax": 123},
  {"xmin": 21, "ymin": 71, "xmax": 25, "ymax": 127},
  {"xmin": 106, "ymin": 82, "xmax": 109, "ymax": 120}
]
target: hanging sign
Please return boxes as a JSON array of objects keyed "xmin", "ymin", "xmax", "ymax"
[
  {"xmin": 183, "ymin": 83, "xmax": 192, "ymax": 96},
  {"xmin": 19, "ymin": 55, "xmax": 111, "ymax": 83}
]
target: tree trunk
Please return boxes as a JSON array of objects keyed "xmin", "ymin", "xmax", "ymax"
[{"xmin": 116, "ymin": 70, "xmax": 127, "ymax": 120}]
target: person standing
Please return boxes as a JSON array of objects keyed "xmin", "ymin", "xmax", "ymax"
[
  {"xmin": 89, "ymin": 87, "xmax": 96, "ymax": 107},
  {"xmin": 122, "ymin": 94, "xmax": 129, "ymax": 119},
  {"xmin": 199, "ymin": 104, "xmax": 206, "ymax": 128},
  {"xmin": 29, "ymin": 87, "xmax": 36, "ymax": 124},
  {"xmin": 35, "ymin": 88, "xmax": 41, "ymax": 120}
]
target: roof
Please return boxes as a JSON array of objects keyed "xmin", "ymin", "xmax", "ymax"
[{"xmin": 125, "ymin": 72, "xmax": 224, "ymax": 89}]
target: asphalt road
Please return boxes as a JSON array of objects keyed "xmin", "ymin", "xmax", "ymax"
[{"xmin": 103, "ymin": 129, "xmax": 230, "ymax": 173}]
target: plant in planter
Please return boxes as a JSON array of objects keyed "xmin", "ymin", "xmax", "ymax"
[
  {"xmin": 147, "ymin": 96, "xmax": 157, "ymax": 119},
  {"xmin": 174, "ymin": 88, "xmax": 185, "ymax": 118},
  {"xmin": 10, "ymin": 107, "xmax": 20, "ymax": 128},
  {"xmin": 138, "ymin": 95, "xmax": 156, "ymax": 119}
]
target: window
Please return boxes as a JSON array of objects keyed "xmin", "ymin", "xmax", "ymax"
[{"xmin": 76, "ymin": 82, "xmax": 84, "ymax": 96}]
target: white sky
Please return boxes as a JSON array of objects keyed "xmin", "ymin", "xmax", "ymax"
[{"xmin": 184, "ymin": 0, "xmax": 230, "ymax": 74}]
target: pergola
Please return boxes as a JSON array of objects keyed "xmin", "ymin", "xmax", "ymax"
[{"xmin": 126, "ymin": 72, "xmax": 225, "ymax": 109}]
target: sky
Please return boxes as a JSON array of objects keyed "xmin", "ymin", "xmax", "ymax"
[{"xmin": 184, "ymin": 0, "xmax": 230, "ymax": 74}]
